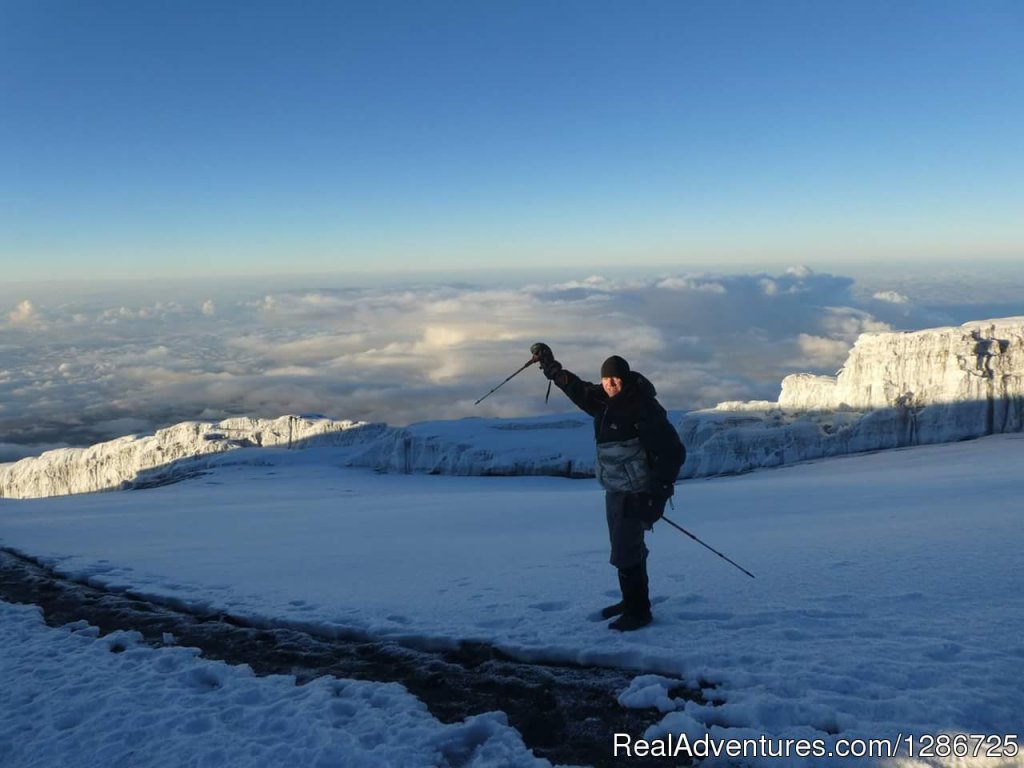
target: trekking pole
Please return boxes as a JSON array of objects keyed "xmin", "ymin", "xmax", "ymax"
[
  {"xmin": 474, "ymin": 355, "xmax": 539, "ymax": 405},
  {"xmin": 661, "ymin": 514, "xmax": 756, "ymax": 579}
]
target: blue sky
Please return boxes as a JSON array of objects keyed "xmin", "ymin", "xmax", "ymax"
[{"xmin": 3, "ymin": 0, "xmax": 1022, "ymax": 281}]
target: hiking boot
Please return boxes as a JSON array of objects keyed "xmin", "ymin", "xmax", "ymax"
[
  {"xmin": 600, "ymin": 601, "xmax": 625, "ymax": 619},
  {"xmin": 609, "ymin": 611, "xmax": 653, "ymax": 632},
  {"xmin": 602, "ymin": 562, "xmax": 651, "ymax": 627}
]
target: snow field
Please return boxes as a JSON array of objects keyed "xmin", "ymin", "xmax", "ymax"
[{"xmin": 1, "ymin": 434, "xmax": 1022, "ymax": 767}]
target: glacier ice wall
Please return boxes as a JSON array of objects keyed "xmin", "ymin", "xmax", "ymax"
[
  {"xmin": 0, "ymin": 416, "xmax": 381, "ymax": 499},
  {"xmin": 680, "ymin": 317, "xmax": 1024, "ymax": 476},
  {"xmin": 2, "ymin": 318, "xmax": 1022, "ymax": 498}
]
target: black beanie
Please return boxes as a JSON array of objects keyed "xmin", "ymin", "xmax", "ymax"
[{"xmin": 600, "ymin": 355, "xmax": 630, "ymax": 379}]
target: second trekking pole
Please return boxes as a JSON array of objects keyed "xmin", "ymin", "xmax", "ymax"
[{"xmin": 661, "ymin": 514, "xmax": 756, "ymax": 579}]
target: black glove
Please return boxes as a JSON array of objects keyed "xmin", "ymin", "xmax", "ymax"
[
  {"xmin": 530, "ymin": 342, "xmax": 562, "ymax": 380},
  {"xmin": 631, "ymin": 493, "xmax": 667, "ymax": 527},
  {"xmin": 649, "ymin": 481, "xmax": 675, "ymax": 500}
]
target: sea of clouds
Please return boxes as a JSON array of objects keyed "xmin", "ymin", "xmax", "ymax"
[{"xmin": 2, "ymin": 265, "xmax": 1022, "ymax": 461}]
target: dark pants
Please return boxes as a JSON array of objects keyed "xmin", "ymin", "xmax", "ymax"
[
  {"xmin": 605, "ymin": 491, "xmax": 649, "ymax": 569},
  {"xmin": 606, "ymin": 492, "xmax": 654, "ymax": 617}
]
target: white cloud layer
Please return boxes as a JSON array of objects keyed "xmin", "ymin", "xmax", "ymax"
[
  {"xmin": 872, "ymin": 290, "xmax": 910, "ymax": 304},
  {"xmin": 7, "ymin": 300, "xmax": 44, "ymax": 329},
  {"xmin": 1, "ymin": 267, "xmax": 1021, "ymax": 453}
]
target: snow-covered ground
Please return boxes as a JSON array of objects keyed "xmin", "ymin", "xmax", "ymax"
[
  {"xmin": 0, "ymin": 601, "xmax": 536, "ymax": 768},
  {"xmin": 1, "ymin": 435, "xmax": 1022, "ymax": 767}
]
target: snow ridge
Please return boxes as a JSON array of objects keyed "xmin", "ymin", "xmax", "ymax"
[
  {"xmin": 682, "ymin": 317, "xmax": 1024, "ymax": 475},
  {"xmin": 0, "ymin": 416, "xmax": 381, "ymax": 499},
  {"xmin": 3, "ymin": 318, "xmax": 1023, "ymax": 498}
]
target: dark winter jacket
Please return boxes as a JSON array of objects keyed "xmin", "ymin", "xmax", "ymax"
[{"xmin": 553, "ymin": 369, "xmax": 685, "ymax": 494}]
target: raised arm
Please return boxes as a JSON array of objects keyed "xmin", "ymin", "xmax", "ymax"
[{"xmin": 531, "ymin": 342, "xmax": 607, "ymax": 417}]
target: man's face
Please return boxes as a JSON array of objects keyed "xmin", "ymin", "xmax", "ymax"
[{"xmin": 602, "ymin": 376, "xmax": 623, "ymax": 398}]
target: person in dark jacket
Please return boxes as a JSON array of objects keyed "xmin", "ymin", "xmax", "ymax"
[{"xmin": 531, "ymin": 343, "xmax": 685, "ymax": 631}]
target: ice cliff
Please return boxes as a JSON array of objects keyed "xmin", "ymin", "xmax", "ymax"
[
  {"xmin": 346, "ymin": 414, "xmax": 598, "ymax": 478},
  {"xmin": 681, "ymin": 317, "xmax": 1024, "ymax": 475},
  {"xmin": 0, "ymin": 416, "xmax": 382, "ymax": 499},
  {"xmin": 2, "ymin": 318, "xmax": 1022, "ymax": 498}
]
